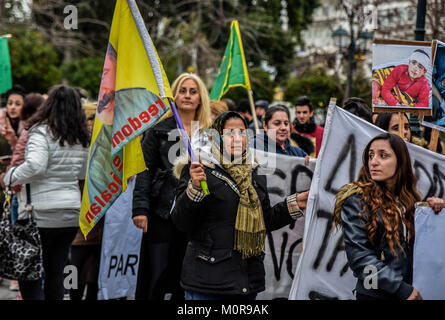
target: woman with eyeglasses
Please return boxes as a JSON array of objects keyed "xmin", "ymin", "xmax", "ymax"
[{"xmin": 170, "ymin": 111, "xmax": 308, "ymax": 300}]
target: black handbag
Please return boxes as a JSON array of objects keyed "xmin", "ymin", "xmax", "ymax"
[{"xmin": 0, "ymin": 171, "xmax": 43, "ymax": 281}]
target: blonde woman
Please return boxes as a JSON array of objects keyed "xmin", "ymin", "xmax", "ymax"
[{"xmin": 132, "ymin": 73, "xmax": 212, "ymax": 300}]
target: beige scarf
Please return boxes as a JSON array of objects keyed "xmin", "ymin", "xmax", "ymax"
[{"xmin": 211, "ymin": 143, "xmax": 266, "ymax": 258}]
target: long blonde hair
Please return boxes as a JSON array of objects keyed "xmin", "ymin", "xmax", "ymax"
[{"xmin": 161, "ymin": 73, "xmax": 212, "ymax": 130}]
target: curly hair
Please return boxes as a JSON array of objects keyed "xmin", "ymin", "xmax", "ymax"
[{"xmin": 337, "ymin": 133, "xmax": 421, "ymax": 257}]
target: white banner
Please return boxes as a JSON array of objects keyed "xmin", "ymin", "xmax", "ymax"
[
  {"xmin": 290, "ymin": 105, "xmax": 445, "ymax": 300},
  {"xmin": 413, "ymin": 206, "xmax": 445, "ymax": 300},
  {"xmin": 96, "ymin": 150, "xmax": 315, "ymax": 300},
  {"xmin": 255, "ymin": 150, "xmax": 316, "ymax": 299},
  {"xmin": 98, "ymin": 178, "xmax": 142, "ymax": 300}
]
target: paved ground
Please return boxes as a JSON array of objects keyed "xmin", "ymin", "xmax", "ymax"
[
  {"xmin": 0, "ymin": 278, "xmax": 19, "ymax": 300},
  {"xmin": 0, "ymin": 278, "xmax": 133, "ymax": 300}
]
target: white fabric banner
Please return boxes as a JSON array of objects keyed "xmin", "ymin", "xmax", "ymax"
[
  {"xmin": 96, "ymin": 150, "xmax": 315, "ymax": 300},
  {"xmin": 290, "ymin": 105, "xmax": 445, "ymax": 300},
  {"xmin": 413, "ymin": 206, "xmax": 445, "ymax": 300},
  {"xmin": 98, "ymin": 178, "xmax": 142, "ymax": 300},
  {"xmin": 254, "ymin": 150, "xmax": 316, "ymax": 299}
]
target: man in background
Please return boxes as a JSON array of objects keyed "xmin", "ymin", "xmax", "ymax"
[{"xmin": 292, "ymin": 96, "xmax": 324, "ymax": 157}]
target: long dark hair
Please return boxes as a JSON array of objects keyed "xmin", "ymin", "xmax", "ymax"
[
  {"xmin": 375, "ymin": 112, "xmax": 411, "ymax": 140},
  {"xmin": 356, "ymin": 133, "xmax": 420, "ymax": 256},
  {"xmin": 21, "ymin": 93, "xmax": 44, "ymax": 122},
  {"xmin": 27, "ymin": 85, "xmax": 90, "ymax": 147}
]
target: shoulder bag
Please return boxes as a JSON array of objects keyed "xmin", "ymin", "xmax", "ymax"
[{"xmin": 0, "ymin": 170, "xmax": 43, "ymax": 281}]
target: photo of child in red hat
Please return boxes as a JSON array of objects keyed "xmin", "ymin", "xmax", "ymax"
[{"xmin": 372, "ymin": 46, "xmax": 432, "ymax": 109}]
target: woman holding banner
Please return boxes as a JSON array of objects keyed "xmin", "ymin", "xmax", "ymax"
[
  {"xmin": 132, "ymin": 73, "xmax": 212, "ymax": 300},
  {"xmin": 334, "ymin": 133, "xmax": 444, "ymax": 300},
  {"xmin": 170, "ymin": 111, "xmax": 308, "ymax": 300}
]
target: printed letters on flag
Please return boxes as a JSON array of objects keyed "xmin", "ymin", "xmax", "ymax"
[{"xmin": 80, "ymin": 0, "xmax": 172, "ymax": 237}]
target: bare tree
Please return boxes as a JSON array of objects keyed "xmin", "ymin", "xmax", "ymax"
[{"xmin": 31, "ymin": 0, "xmax": 112, "ymax": 61}]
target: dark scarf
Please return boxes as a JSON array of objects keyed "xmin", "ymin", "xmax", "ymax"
[{"xmin": 293, "ymin": 116, "xmax": 316, "ymax": 133}]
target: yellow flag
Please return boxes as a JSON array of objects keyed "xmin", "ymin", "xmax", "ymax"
[{"xmin": 79, "ymin": 0, "xmax": 172, "ymax": 237}]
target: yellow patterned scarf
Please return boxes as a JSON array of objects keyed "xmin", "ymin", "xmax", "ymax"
[
  {"xmin": 211, "ymin": 143, "xmax": 266, "ymax": 259},
  {"xmin": 333, "ymin": 183, "xmax": 364, "ymax": 228}
]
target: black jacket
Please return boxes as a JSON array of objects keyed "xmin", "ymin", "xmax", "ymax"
[
  {"xmin": 132, "ymin": 116, "xmax": 188, "ymax": 300},
  {"xmin": 340, "ymin": 194, "xmax": 414, "ymax": 300},
  {"xmin": 132, "ymin": 116, "xmax": 184, "ymax": 220},
  {"xmin": 171, "ymin": 162, "xmax": 294, "ymax": 296}
]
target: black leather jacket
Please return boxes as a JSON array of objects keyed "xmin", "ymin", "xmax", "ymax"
[
  {"xmin": 340, "ymin": 194, "xmax": 414, "ymax": 300},
  {"xmin": 132, "ymin": 116, "xmax": 184, "ymax": 219},
  {"xmin": 171, "ymin": 163, "xmax": 294, "ymax": 296}
]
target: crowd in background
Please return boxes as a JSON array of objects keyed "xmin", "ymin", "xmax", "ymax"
[{"xmin": 0, "ymin": 71, "xmax": 444, "ymax": 301}]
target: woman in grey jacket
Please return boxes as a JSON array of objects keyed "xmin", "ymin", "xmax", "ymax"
[
  {"xmin": 4, "ymin": 85, "xmax": 90, "ymax": 300},
  {"xmin": 334, "ymin": 133, "xmax": 444, "ymax": 300}
]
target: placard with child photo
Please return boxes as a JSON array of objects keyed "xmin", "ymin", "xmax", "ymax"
[{"xmin": 372, "ymin": 40, "xmax": 433, "ymax": 110}]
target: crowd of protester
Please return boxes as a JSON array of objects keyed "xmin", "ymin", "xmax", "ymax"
[{"xmin": 1, "ymin": 72, "xmax": 444, "ymax": 301}]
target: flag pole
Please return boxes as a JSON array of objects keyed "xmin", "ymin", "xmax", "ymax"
[
  {"xmin": 247, "ymin": 90, "xmax": 260, "ymax": 134},
  {"xmin": 127, "ymin": 0, "xmax": 209, "ymax": 195},
  {"xmin": 231, "ymin": 21, "xmax": 259, "ymax": 133},
  {"xmin": 167, "ymin": 98, "xmax": 210, "ymax": 195}
]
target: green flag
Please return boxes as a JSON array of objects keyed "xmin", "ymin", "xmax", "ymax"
[
  {"xmin": 0, "ymin": 37, "xmax": 12, "ymax": 94},
  {"xmin": 210, "ymin": 20, "xmax": 251, "ymax": 100}
]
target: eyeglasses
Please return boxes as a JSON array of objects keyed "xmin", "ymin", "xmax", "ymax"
[{"xmin": 222, "ymin": 130, "xmax": 248, "ymax": 138}]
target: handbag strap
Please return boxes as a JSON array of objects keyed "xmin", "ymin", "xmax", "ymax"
[
  {"xmin": 25, "ymin": 184, "xmax": 33, "ymax": 215},
  {"xmin": 2, "ymin": 167, "xmax": 17, "ymax": 218},
  {"xmin": 6, "ymin": 167, "xmax": 33, "ymax": 216},
  {"xmin": 26, "ymin": 184, "xmax": 31, "ymax": 205},
  {"xmin": 8, "ymin": 166, "xmax": 18, "ymax": 189}
]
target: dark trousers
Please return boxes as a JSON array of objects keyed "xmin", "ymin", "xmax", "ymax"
[
  {"xmin": 69, "ymin": 245, "xmax": 101, "ymax": 300},
  {"xmin": 40, "ymin": 227, "xmax": 78, "ymax": 300},
  {"xmin": 135, "ymin": 215, "xmax": 187, "ymax": 301},
  {"xmin": 18, "ymin": 278, "xmax": 44, "ymax": 300},
  {"xmin": 19, "ymin": 227, "xmax": 78, "ymax": 300}
]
